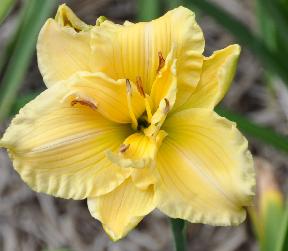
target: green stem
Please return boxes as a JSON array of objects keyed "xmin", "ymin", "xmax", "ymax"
[{"xmin": 170, "ymin": 218, "xmax": 187, "ymax": 251}]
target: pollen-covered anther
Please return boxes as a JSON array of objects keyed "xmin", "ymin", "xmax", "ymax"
[
  {"xmin": 126, "ymin": 79, "xmax": 132, "ymax": 95},
  {"xmin": 163, "ymin": 98, "xmax": 170, "ymax": 114},
  {"xmin": 119, "ymin": 144, "xmax": 130, "ymax": 153},
  {"xmin": 136, "ymin": 76, "xmax": 145, "ymax": 97},
  {"xmin": 157, "ymin": 51, "xmax": 165, "ymax": 73},
  {"xmin": 71, "ymin": 98, "xmax": 97, "ymax": 110}
]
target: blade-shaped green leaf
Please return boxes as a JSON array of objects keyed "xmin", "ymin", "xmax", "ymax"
[
  {"xmin": 0, "ymin": 0, "xmax": 16, "ymax": 25},
  {"xmin": 261, "ymin": 202, "xmax": 285, "ymax": 251},
  {"xmin": 0, "ymin": 0, "xmax": 57, "ymax": 122},
  {"xmin": 137, "ymin": 0, "xmax": 160, "ymax": 21},
  {"xmin": 277, "ymin": 203, "xmax": 288, "ymax": 251},
  {"xmin": 259, "ymin": 0, "xmax": 288, "ymax": 48},
  {"xmin": 185, "ymin": 0, "xmax": 288, "ymax": 85},
  {"xmin": 170, "ymin": 218, "xmax": 187, "ymax": 251}
]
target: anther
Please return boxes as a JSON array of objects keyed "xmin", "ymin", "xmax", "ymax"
[
  {"xmin": 157, "ymin": 51, "xmax": 165, "ymax": 73},
  {"xmin": 136, "ymin": 76, "xmax": 152, "ymax": 123},
  {"xmin": 163, "ymin": 98, "xmax": 170, "ymax": 114},
  {"xmin": 126, "ymin": 79, "xmax": 132, "ymax": 95},
  {"xmin": 71, "ymin": 99, "xmax": 97, "ymax": 110},
  {"xmin": 136, "ymin": 76, "xmax": 145, "ymax": 97},
  {"xmin": 119, "ymin": 144, "xmax": 130, "ymax": 153}
]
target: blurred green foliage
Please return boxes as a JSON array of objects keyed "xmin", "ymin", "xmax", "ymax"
[
  {"xmin": 0, "ymin": 0, "xmax": 16, "ymax": 25},
  {"xmin": 0, "ymin": 0, "xmax": 56, "ymax": 121}
]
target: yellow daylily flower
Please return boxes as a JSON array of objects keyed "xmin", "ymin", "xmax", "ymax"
[{"xmin": 0, "ymin": 4, "xmax": 255, "ymax": 241}]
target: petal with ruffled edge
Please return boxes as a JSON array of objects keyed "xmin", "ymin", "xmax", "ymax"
[
  {"xmin": 156, "ymin": 108, "xmax": 255, "ymax": 225},
  {"xmin": 65, "ymin": 71, "xmax": 145, "ymax": 124},
  {"xmin": 37, "ymin": 4, "xmax": 94, "ymax": 87},
  {"xmin": 0, "ymin": 84, "xmax": 132, "ymax": 199},
  {"xmin": 91, "ymin": 6, "xmax": 204, "ymax": 93},
  {"xmin": 177, "ymin": 45, "xmax": 241, "ymax": 111},
  {"xmin": 88, "ymin": 178, "xmax": 156, "ymax": 241}
]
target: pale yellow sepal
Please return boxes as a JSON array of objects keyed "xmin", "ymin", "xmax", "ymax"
[
  {"xmin": 156, "ymin": 108, "xmax": 255, "ymax": 225},
  {"xmin": 37, "ymin": 19, "xmax": 93, "ymax": 87},
  {"xmin": 55, "ymin": 4, "xmax": 91, "ymax": 31},
  {"xmin": 178, "ymin": 44, "xmax": 241, "ymax": 111},
  {"xmin": 87, "ymin": 178, "xmax": 156, "ymax": 241},
  {"xmin": 0, "ymin": 83, "xmax": 132, "ymax": 199}
]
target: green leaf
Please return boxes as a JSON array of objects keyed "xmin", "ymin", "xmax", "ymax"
[
  {"xmin": 0, "ymin": 0, "xmax": 16, "ymax": 25},
  {"xmin": 170, "ymin": 218, "xmax": 187, "ymax": 251},
  {"xmin": 0, "ymin": 0, "xmax": 57, "ymax": 122},
  {"xmin": 277, "ymin": 203, "xmax": 288, "ymax": 251},
  {"xmin": 137, "ymin": 0, "xmax": 160, "ymax": 21},
  {"xmin": 259, "ymin": 0, "xmax": 288, "ymax": 49},
  {"xmin": 184, "ymin": 0, "xmax": 288, "ymax": 85},
  {"xmin": 256, "ymin": 0, "xmax": 278, "ymax": 51},
  {"xmin": 261, "ymin": 202, "xmax": 285, "ymax": 251},
  {"xmin": 216, "ymin": 107, "xmax": 288, "ymax": 154}
]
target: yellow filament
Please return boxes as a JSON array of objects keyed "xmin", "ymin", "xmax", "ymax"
[
  {"xmin": 144, "ymin": 97, "xmax": 152, "ymax": 123},
  {"xmin": 126, "ymin": 79, "xmax": 138, "ymax": 130},
  {"xmin": 136, "ymin": 76, "xmax": 152, "ymax": 123}
]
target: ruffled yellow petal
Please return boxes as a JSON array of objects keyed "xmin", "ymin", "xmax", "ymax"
[
  {"xmin": 88, "ymin": 178, "xmax": 156, "ymax": 241},
  {"xmin": 55, "ymin": 4, "xmax": 90, "ymax": 31},
  {"xmin": 156, "ymin": 108, "xmax": 255, "ymax": 225},
  {"xmin": 0, "ymin": 84, "xmax": 132, "ymax": 199},
  {"xmin": 91, "ymin": 6, "xmax": 204, "ymax": 93},
  {"xmin": 65, "ymin": 71, "xmax": 145, "ymax": 124},
  {"xmin": 37, "ymin": 5, "xmax": 93, "ymax": 87},
  {"xmin": 177, "ymin": 45, "xmax": 241, "ymax": 111}
]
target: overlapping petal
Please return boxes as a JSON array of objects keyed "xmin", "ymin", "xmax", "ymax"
[
  {"xmin": 177, "ymin": 44, "xmax": 241, "ymax": 111},
  {"xmin": 0, "ymin": 84, "xmax": 132, "ymax": 199},
  {"xmin": 65, "ymin": 71, "xmax": 145, "ymax": 123},
  {"xmin": 156, "ymin": 108, "xmax": 255, "ymax": 225},
  {"xmin": 91, "ymin": 6, "xmax": 204, "ymax": 93},
  {"xmin": 88, "ymin": 178, "xmax": 156, "ymax": 241},
  {"xmin": 37, "ymin": 5, "xmax": 94, "ymax": 87}
]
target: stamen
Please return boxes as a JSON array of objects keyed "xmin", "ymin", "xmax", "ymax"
[
  {"xmin": 71, "ymin": 98, "xmax": 97, "ymax": 110},
  {"xmin": 157, "ymin": 51, "xmax": 165, "ymax": 73},
  {"xmin": 126, "ymin": 79, "xmax": 138, "ymax": 130},
  {"xmin": 136, "ymin": 76, "xmax": 145, "ymax": 97},
  {"xmin": 163, "ymin": 98, "xmax": 170, "ymax": 114},
  {"xmin": 136, "ymin": 76, "xmax": 152, "ymax": 123},
  {"xmin": 119, "ymin": 144, "xmax": 130, "ymax": 153}
]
